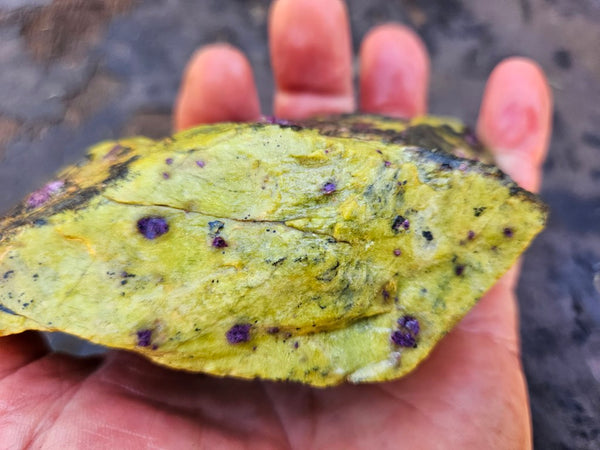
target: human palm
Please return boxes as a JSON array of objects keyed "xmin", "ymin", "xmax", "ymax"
[{"xmin": 0, "ymin": 1, "xmax": 552, "ymax": 448}]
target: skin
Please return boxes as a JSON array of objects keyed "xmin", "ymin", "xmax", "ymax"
[{"xmin": 0, "ymin": 0, "xmax": 552, "ymax": 448}]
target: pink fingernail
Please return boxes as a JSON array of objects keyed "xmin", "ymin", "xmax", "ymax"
[{"xmin": 495, "ymin": 102, "xmax": 538, "ymax": 148}]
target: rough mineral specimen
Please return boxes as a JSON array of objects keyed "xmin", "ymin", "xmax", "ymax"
[{"xmin": 0, "ymin": 115, "xmax": 547, "ymax": 386}]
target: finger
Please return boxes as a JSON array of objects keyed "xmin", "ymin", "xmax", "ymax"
[
  {"xmin": 173, "ymin": 44, "xmax": 261, "ymax": 131},
  {"xmin": 472, "ymin": 59, "xmax": 551, "ymax": 336},
  {"xmin": 270, "ymin": 0, "xmax": 354, "ymax": 119},
  {"xmin": 457, "ymin": 267, "xmax": 521, "ymax": 349},
  {"xmin": 359, "ymin": 24, "xmax": 429, "ymax": 118},
  {"xmin": 0, "ymin": 331, "xmax": 49, "ymax": 379},
  {"xmin": 477, "ymin": 58, "xmax": 552, "ymax": 192}
]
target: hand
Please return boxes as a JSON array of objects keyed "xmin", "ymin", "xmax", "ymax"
[{"xmin": 0, "ymin": 0, "xmax": 551, "ymax": 448}]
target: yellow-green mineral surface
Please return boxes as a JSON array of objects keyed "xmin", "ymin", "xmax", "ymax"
[{"xmin": 0, "ymin": 115, "xmax": 546, "ymax": 386}]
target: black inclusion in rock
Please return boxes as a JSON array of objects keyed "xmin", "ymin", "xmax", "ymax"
[{"xmin": 392, "ymin": 215, "xmax": 410, "ymax": 232}]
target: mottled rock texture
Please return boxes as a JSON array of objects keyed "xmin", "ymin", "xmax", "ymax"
[{"xmin": 0, "ymin": 0, "xmax": 598, "ymax": 447}]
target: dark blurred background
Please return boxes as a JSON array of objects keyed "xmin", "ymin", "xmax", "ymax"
[{"xmin": 0, "ymin": 0, "xmax": 598, "ymax": 448}]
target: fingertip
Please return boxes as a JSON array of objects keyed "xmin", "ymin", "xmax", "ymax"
[
  {"xmin": 270, "ymin": 0, "xmax": 354, "ymax": 118},
  {"xmin": 174, "ymin": 43, "xmax": 261, "ymax": 131},
  {"xmin": 360, "ymin": 24, "xmax": 429, "ymax": 118},
  {"xmin": 477, "ymin": 57, "xmax": 552, "ymax": 191}
]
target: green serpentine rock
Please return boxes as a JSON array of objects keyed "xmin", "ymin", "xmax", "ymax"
[{"xmin": 0, "ymin": 115, "xmax": 547, "ymax": 386}]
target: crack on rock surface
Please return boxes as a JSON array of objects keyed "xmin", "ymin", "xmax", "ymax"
[{"xmin": 101, "ymin": 194, "xmax": 352, "ymax": 245}]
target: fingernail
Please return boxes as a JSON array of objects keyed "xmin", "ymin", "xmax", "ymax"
[
  {"xmin": 359, "ymin": 24, "xmax": 429, "ymax": 118},
  {"xmin": 493, "ymin": 102, "xmax": 538, "ymax": 149}
]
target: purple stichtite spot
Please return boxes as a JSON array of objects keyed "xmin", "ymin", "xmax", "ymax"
[
  {"xmin": 294, "ymin": 341, "xmax": 299, "ymax": 349},
  {"xmin": 136, "ymin": 329, "xmax": 153, "ymax": 347},
  {"xmin": 398, "ymin": 315, "xmax": 420, "ymax": 336},
  {"xmin": 196, "ymin": 160, "xmax": 206, "ymax": 168},
  {"xmin": 382, "ymin": 289, "xmax": 390, "ymax": 301},
  {"xmin": 384, "ymin": 160, "xmax": 392, "ymax": 167},
  {"xmin": 162, "ymin": 172, "xmax": 170, "ymax": 179},
  {"xmin": 468, "ymin": 230, "xmax": 475, "ymax": 240},
  {"xmin": 165, "ymin": 158, "xmax": 173, "ymax": 165},
  {"xmin": 267, "ymin": 327, "xmax": 280, "ymax": 334},
  {"xmin": 376, "ymin": 149, "xmax": 383, "ymax": 155},
  {"xmin": 137, "ymin": 216, "xmax": 169, "ymax": 239},
  {"xmin": 322, "ymin": 182, "xmax": 337, "ymax": 194},
  {"xmin": 503, "ymin": 227, "xmax": 514, "ymax": 238},
  {"xmin": 212, "ymin": 236, "xmax": 228, "ymax": 248},
  {"xmin": 393, "ymin": 248, "xmax": 402, "ymax": 257},
  {"xmin": 391, "ymin": 330, "xmax": 416, "ymax": 348},
  {"xmin": 226, "ymin": 323, "xmax": 251, "ymax": 344},
  {"xmin": 455, "ymin": 265, "xmax": 465, "ymax": 276},
  {"xmin": 26, "ymin": 180, "xmax": 65, "ymax": 209},
  {"xmin": 392, "ymin": 215, "xmax": 410, "ymax": 232}
]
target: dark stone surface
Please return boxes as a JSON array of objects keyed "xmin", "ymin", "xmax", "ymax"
[{"xmin": 0, "ymin": 0, "xmax": 599, "ymax": 448}]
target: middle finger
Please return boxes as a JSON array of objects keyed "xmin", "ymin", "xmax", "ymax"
[{"xmin": 270, "ymin": 0, "xmax": 355, "ymax": 119}]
